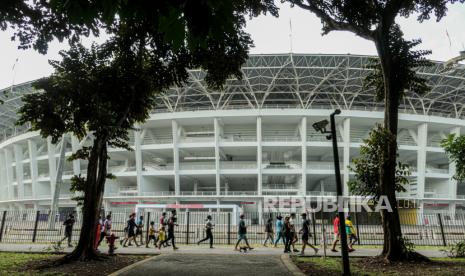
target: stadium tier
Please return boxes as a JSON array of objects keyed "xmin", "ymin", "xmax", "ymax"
[{"xmin": 0, "ymin": 54, "xmax": 464, "ymax": 214}]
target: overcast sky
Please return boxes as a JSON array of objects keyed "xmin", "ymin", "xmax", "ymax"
[{"xmin": 1, "ymin": 2, "xmax": 464, "ymax": 90}]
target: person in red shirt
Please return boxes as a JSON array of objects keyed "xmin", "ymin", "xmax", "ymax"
[{"xmin": 331, "ymin": 214, "xmax": 340, "ymax": 252}]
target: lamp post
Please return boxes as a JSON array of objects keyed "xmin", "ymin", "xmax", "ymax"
[{"xmin": 312, "ymin": 109, "xmax": 350, "ymax": 276}]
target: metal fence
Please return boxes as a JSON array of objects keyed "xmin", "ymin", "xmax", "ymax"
[{"xmin": 1, "ymin": 209, "xmax": 465, "ymax": 247}]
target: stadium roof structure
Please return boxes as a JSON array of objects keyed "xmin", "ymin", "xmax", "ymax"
[{"xmin": 2, "ymin": 53, "xmax": 465, "ymax": 140}]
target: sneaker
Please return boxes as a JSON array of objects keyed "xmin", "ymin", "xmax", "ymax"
[
  {"xmin": 293, "ymin": 249, "xmax": 299, "ymax": 252},
  {"xmin": 331, "ymin": 249, "xmax": 338, "ymax": 252},
  {"xmin": 314, "ymin": 248, "xmax": 319, "ymax": 255},
  {"xmin": 248, "ymin": 247, "xmax": 254, "ymax": 250},
  {"xmin": 173, "ymin": 247, "xmax": 179, "ymax": 250},
  {"xmin": 298, "ymin": 252, "xmax": 305, "ymax": 256},
  {"xmin": 348, "ymin": 248, "xmax": 355, "ymax": 252},
  {"xmin": 210, "ymin": 246, "xmax": 214, "ymax": 249}
]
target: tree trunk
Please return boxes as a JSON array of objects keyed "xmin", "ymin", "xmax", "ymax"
[
  {"xmin": 375, "ymin": 32, "xmax": 406, "ymax": 261},
  {"xmin": 64, "ymin": 135, "xmax": 108, "ymax": 261}
]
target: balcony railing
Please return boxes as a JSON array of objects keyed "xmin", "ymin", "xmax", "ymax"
[
  {"xmin": 220, "ymin": 161, "xmax": 257, "ymax": 169},
  {"xmin": 221, "ymin": 135, "xmax": 256, "ymax": 142},
  {"xmin": 144, "ymin": 163, "xmax": 174, "ymax": 171},
  {"xmin": 306, "ymin": 191, "xmax": 337, "ymax": 196},
  {"xmin": 179, "ymin": 163, "xmax": 215, "ymax": 170},
  {"xmin": 263, "ymin": 162, "xmax": 301, "ymax": 169},
  {"xmin": 262, "ymin": 191, "xmax": 298, "ymax": 196},
  {"xmin": 220, "ymin": 191, "xmax": 258, "ymax": 196},
  {"xmin": 179, "ymin": 136, "xmax": 214, "ymax": 143},
  {"xmin": 306, "ymin": 162, "xmax": 343, "ymax": 170},
  {"xmin": 262, "ymin": 184, "xmax": 299, "ymax": 190},
  {"xmin": 262, "ymin": 136, "xmax": 300, "ymax": 142}
]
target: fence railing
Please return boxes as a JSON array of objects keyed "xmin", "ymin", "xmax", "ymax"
[{"xmin": 1, "ymin": 209, "xmax": 465, "ymax": 247}]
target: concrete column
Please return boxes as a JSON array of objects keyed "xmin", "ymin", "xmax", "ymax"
[
  {"xmin": 4, "ymin": 149, "xmax": 14, "ymax": 199},
  {"xmin": 172, "ymin": 120, "xmax": 180, "ymax": 196},
  {"xmin": 342, "ymin": 118, "xmax": 351, "ymax": 196},
  {"xmin": 134, "ymin": 126, "xmax": 144, "ymax": 195},
  {"xmin": 257, "ymin": 198, "xmax": 263, "ymax": 225},
  {"xmin": 71, "ymin": 136, "xmax": 80, "ymax": 175},
  {"xmin": 47, "ymin": 137, "xmax": 57, "ymax": 193},
  {"xmin": 14, "ymin": 144, "xmax": 24, "ymax": 199},
  {"xmin": 28, "ymin": 140, "xmax": 38, "ymax": 198},
  {"xmin": 193, "ymin": 181, "xmax": 198, "ymax": 195},
  {"xmin": 300, "ymin": 117, "xmax": 307, "ymax": 196},
  {"xmin": 214, "ymin": 118, "xmax": 221, "ymax": 196},
  {"xmin": 417, "ymin": 123, "xmax": 428, "ymax": 199},
  {"xmin": 257, "ymin": 117, "xmax": 262, "ymax": 196},
  {"xmin": 216, "ymin": 199, "xmax": 220, "ymax": 213},
  {"xmin": 449, "ymin": 127, "xmax": 461, "ymax": 199},
  {"xmin": 0, "ymin": 153, "xmax": 6, "ymax": 200}
]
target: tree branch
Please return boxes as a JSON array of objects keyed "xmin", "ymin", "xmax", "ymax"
[{"xmin": 288, "ymin": 0, "xmax": 375, "ymax": 41}]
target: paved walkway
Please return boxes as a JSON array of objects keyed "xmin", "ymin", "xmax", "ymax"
[
  {"xmin": 117, "ymin": 254, "xmax": 294, "ymax": 276},
  {"xmin": 0, "ymin": 243, "xmax": 449, "ymax": 258}
]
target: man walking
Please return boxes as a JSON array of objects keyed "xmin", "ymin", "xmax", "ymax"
[
  {"xmin": 234, "ymin": 214, "xmax": 253, "ymax": 251},
  {"xmin": 331, "ymin": 214, "xmax": 340, "ymax": 252},
  {"xmin": 58, "ymin": 213, "xmax": 75, "ymax": 247},
  {"xmin": 197, "ymin": 215, "xmax": 214, "ymax": 248},
  {"xmin": 274, "ymin": 215, "xmax": 285, "ymax": 247},
  {"xmin": 263, "ymin": 217, "xmax": 274, "ymax": 246},
  {"xmin": 299, "ymin": 213, "xmax": 319, "ymax": 255},
  {"xmin": 160, "ymin": 210, "xmax": 179, "ymax": 250},
  {"xmin": 123, "ymin": 213, "xmax": 140, "ymax": 247},
  {"xmin": 289, "ymin": 213, "xmax": 299, "ymax": 252}
]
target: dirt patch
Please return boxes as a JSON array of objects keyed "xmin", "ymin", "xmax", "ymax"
[
  {"xmin": 294, "ymin": 256, "xmax": 465, "ymax": 276},
  {"xmin": 294, "ymin": 261, "xmax": 340, "ymax": 276},
  {"xmin": 356, "ymin": 257, "xmax": 465, "ymax": 275},
  {"xmin": 20, "ymin": 254, "xmax": 149, "ymax": 275}
]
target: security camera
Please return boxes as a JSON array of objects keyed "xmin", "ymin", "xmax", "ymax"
[{"xmin": 312, "ymin": 119, "xmax": 329, "ymax": 133}]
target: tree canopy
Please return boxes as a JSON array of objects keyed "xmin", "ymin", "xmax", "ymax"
[{"xmin": 442, "ymin": 134, "xmax": 465, "ymax": 183}]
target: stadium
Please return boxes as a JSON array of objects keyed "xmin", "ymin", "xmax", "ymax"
[{"xmin": 0, "ymin": 53, "xmax": 465, "ymax": 216}]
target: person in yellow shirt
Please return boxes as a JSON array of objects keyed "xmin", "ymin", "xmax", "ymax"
[
  {"xmin": 345, "ymin": 216, "xmax": 358, "ymax": 252},
  {"xmin": 146, "ymin": 221, "xmax": 157, "ymax": 248},
  {"xmin": 157, "ymin": 226, "xmax": 166, "ymax": 250}
]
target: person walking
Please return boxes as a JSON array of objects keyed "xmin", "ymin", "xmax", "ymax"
[
  {"xmin": 146, "ymin": 221, "xmax": 157, "ymax": 248},
  {"xmin": 136, "ymin": 215, "xmax": 144, "ymax": 244},
  {"xmin": 160, "ymin": 210, "xmax": 179, "ymax": 250},
  {"xmin": 156, "ymin": 225, "xmax": 166, "ymax": 250},
  {"xmin": 283, "ymin": 215, "xmax": 292, "ymax": 253},
  {"xmin": 96, "ymin": 215, "xmax": 106, "ymax": 248},
  {"xmin": 104, "ymin": 214, "xmax": 112, "ymax": 237},
  {"xmin": 263, "ymin": 217, "xmax": 274, "ymax": 246},
  {"xmin": 58, "ymin": 213, "xmax": 75, "ymax": 247},
  {"xmin": 345, "ymin": 215, "xmax": 357, "ymax": 252},
  {"xmin": 234, "ymin": 214, "xmax": 253, "ymax": 251},
  {"xmin": 274, "ymin": 215, "xmax": 285, "ymax": 247},
  {"xmin": 289, "ymin": 213, "xmax": 299, "ymax": 252},
  {"xmin": 197, "ymin": 215, "xmax": 214, "ymax": 248},
  {"xmin": 157, "ymin": 212, "xmax": 169, "ymax": 247},
  {"xmin": 331, "ymin": 214, "xmax": 340, "ymax": 252},
  {"xmin": 123, "ymin": 213, "xmax": 140, "ymax": 247},
  {"xmin": 299, "ymin": 213, "xmax": 319, "ymax": 256}
]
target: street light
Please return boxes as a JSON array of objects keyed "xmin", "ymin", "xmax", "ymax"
[{"xmin": 312, "ymin": 109, "xmax": 351, "ymax": 276}]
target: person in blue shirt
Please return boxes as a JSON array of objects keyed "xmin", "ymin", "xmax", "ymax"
[{"xmin": 274, "ymin": 215, "xmax": 285, "ymax": 247}]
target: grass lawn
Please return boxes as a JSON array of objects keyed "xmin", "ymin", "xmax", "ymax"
[
  {"xmin": 293, "ymin": 256, "xmax": 465, "ymax": 276},
  {"xmin": 0, "ymin": 252, "xmax": 148, "ymax": 276}
]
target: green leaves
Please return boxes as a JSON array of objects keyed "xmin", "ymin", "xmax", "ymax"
[
  {"xmin": 441, "ymin": 134, "xmax": 465, "ymax": 182},
  {"xmin": 348, "ymin": 124, "xmax": 410, "ymax": 201}
]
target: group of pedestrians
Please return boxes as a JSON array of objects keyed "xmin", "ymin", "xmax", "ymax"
[
  {"xmin": 330, "ymin": 214, "xmax": 358, "ymax": 252},
  {"xmin": 260, "ymin": 213, "xmax": 318, "ymax": 255},
  {"xmin": 58, "ymin": 211, "xmax": 357, "ymax": 255}
]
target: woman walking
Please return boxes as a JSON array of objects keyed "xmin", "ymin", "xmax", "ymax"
[
  {"xmin": 197, "ymin": 215, "xmax": 215, "ymax": 248},
  {"xmin": 263, "ymin": 217, "xmax": 274, "ymax": 246}
]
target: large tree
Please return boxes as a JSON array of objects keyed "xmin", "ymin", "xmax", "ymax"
[
  {"xmin": 286, "ymin": 0, "xmax": 463, "ymax": 261},
  {"xmin": 16, "ymin": 0, "xmax": 277, "ymax": 261}
]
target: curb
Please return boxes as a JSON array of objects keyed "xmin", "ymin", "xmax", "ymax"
[
  {"xmin": 280, "ymin": 254, "xmax": 306, "ymax": 276},
  {"xmin": 108, "ymin": 254, "xmax": 160, "ymax": 276}
]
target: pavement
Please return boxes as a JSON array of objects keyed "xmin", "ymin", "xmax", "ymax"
[
  {"xmin": 0, "ymin": 242, "xmax": 449, "ymax": 258},
  {"xmin": 114, "ymin": 254, "xmax": 296, "ymax": 276}
]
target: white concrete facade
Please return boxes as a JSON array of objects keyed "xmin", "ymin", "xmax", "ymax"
[
  {"xmin": 0, "ymin": 109, "xmax": 464, "ymax": 212},
  {"xmin": 1, "ymin": 53, "xmax": 465, "ymax": 213}
]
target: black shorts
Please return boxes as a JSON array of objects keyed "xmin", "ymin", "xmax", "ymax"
[
  {"xmin": 136, "ymin": 229, "xmax": 142, "ymax": 235},
  {"xmin": 149, "ymin": 235, "xmax": 156, "ymax": 240},
  {"xmin": 128, "ymin": 230, "xmax": 136, "ymax": 237},
  {"xmin": 302, "ymin": 233, "xmax": 309, "ymax": 241}
]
